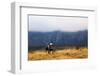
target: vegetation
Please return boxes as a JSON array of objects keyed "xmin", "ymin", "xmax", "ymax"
[{"xmin": 28, "ymin": 47, "xmax": 88, "ymax": 61}]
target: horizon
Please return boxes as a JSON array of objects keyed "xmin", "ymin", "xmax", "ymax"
[{"xmin": 28, "ymin": 30, "xmax": 88, "ymax": 33}]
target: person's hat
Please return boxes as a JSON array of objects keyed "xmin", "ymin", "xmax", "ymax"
[{"xmin": 50, "ymin": 43, "xmax": 53, "ymax": 45}]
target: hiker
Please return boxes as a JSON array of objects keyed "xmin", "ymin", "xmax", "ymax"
[{"xmin": 45, "ymin": 43, "xmax": 55, "ymax": 54}]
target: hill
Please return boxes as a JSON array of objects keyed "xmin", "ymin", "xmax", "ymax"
[{"xmin": 28, "ymin": 30, "xmax": 88, "ymax": 51}]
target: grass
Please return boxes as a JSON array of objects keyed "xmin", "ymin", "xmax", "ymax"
[{"xmin": 28, "ymin": 47, "xmax": 88, "ymax": 61}]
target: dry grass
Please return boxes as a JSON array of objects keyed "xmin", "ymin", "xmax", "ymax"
[{"xmin": 28, "ymin": 47, "xmax": 88, "ymax": 61}]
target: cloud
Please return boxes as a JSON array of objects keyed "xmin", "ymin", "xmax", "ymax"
[{"xmin": 29, "ymin": 15, "xmax": 88, "ymax": 32}]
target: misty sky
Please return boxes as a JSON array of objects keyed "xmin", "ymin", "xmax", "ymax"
[{"xmin": 28, "ymin": 15, "xmax": 88, "ymax": 32}]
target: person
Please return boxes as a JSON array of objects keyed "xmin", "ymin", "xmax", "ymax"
[{"xmin": 46, "ymin": 42, "xmax": 55, "ymax": 54}]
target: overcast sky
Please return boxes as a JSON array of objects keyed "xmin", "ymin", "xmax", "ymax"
[{"xmin": 28, "ymin": 15, "xmax": 88, "ymax": 32}]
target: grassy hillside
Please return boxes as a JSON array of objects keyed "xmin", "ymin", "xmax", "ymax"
[{"xmin": 28, "ymin": 47, "xmax": 88, "ymax": 60}]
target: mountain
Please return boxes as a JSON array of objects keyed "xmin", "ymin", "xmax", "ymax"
[{"xmin": 28, "ymin": 30, "xmax": 88, "ymax": 50}]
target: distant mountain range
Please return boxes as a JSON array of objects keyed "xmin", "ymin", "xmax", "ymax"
[{"xmin": 28, "ymin": 30, "xmax": 88, "ymax": 50}]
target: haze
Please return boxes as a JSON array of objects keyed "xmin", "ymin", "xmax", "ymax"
[{"xmin": 29, "ymin": 15, "xmax": 88, "ymax": 32}]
